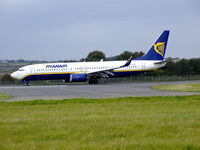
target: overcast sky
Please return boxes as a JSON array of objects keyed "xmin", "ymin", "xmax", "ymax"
[{"xmin": 0, "ymin": 0, "xmax": 199, "ymax": 60}]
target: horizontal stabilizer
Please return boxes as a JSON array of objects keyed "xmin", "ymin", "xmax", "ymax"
[{"xmin": 154, "ymin": 58, "xmax": 179, "ymax": 65}]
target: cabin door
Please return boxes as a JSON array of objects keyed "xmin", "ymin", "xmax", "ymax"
[
  {"xmin": 30, "ymin": 66, "xmax": 35, "ymax": 74},
  {"xmin": 141, "ymin": 62, "xmax": 145, "ymax": 70}
]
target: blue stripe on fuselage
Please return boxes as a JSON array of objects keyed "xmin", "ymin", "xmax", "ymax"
[
  {"xmin": 22, "ymin": 71, "xmax": 147, "ymax": 82},
  {"xmin": 22, "ymin": 73, "xmax": 70, "ymax": 82}
]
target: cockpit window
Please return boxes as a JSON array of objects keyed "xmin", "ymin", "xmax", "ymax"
[{"xmin": 18, "ymin": 69, "xmax": 25, "ymax": 71}]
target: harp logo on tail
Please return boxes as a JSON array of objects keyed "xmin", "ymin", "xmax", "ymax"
[{"xmin": 154, "ymin": 42, "xmax": 165, "ymax": 56}]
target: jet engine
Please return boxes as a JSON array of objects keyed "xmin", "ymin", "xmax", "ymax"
[{"xmin": 70, "ymin": 74, "xmax": 87, "ymax": 82}]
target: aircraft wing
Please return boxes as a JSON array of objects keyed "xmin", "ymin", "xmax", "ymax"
[{"xmin": 87, "ymin": 54, "xmax": 134, "ymax": 79}]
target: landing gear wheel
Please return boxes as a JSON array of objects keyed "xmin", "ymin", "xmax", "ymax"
[
  {"xmin": 88, "ymin": 79, "xmax": 93, "ymax": 84},
  {"xmin": 26, "ymin": 81, "xmax": 30, "ymax": 86}
]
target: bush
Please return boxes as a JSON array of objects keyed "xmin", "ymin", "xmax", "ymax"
[{"xmin": 0, "ymin": 74, "xmax": 15, "ymax": 84}]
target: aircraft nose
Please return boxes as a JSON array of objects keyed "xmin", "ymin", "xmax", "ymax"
[{"xmin": 11, "ymin": 72, "xmax": 19, "ymax": 79}]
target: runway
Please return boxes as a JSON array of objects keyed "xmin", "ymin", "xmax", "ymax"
[{"xmin": 0, "ymin": 81, "xmax": 199, "ymax": 101}]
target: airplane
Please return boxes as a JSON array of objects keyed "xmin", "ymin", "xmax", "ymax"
[{"xmin": 11, "ymin": 30, "xmax": 170, "ymax": 86}]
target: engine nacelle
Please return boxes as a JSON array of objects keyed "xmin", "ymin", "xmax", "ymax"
[{"xmin": 70, "ymin": 74, "xmax": 87, "ymax": 82}]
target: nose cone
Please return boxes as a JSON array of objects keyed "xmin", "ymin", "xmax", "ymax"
[{"xmin": 11, "ymin": 72, "xmax": 20, "ymax": 80}]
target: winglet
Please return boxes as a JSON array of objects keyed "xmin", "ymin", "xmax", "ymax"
[{"xmin": 122, "ymin": 54, "xmax": 134, "ymax": 67}]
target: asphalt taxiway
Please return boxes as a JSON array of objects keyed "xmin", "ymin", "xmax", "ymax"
[{"xmin": 0, "ymin": 81, "xmax": 199, "ymax": 101}]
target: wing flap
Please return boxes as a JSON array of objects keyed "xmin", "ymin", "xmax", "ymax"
[{"xmin": 87, "ymin": 69, "xmax": 114, "ymax": 78}]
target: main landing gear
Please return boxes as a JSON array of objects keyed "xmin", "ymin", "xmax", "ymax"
[
  {"xmin": 22, "ymin": 80, "xmax": 30, "ymax": 86},
  {"xmin": 88, "ymin": 79, "xmax": 98, "ymax": 84},
  {"xmin": 25, "ymin": 81, "xmax": 30, "ymax": 86}
]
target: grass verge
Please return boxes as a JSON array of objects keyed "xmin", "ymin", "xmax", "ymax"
[
  {"xmin": 0, "ymin": 93, "xmax": 11, "ymax": 100},
  {"xmin": 0, "ymin": 96, "xmax": 200, "ymax": 150},
  {"xmin": 152, "ymin": 83, "xmax": 200, "ymax": 92}
]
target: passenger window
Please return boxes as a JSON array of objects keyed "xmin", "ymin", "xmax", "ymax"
[{"xmin": 18, "ymin": 69, "xmax": 25, "ymax": 71}]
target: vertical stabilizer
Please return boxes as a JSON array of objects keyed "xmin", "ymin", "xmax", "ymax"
[{"xmin": 135, "ymin": 30, "xmax": 170, "ymax": 60}]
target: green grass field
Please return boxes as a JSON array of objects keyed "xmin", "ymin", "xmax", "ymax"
[
  {"xmin": 0, "ymin": 93, "xmax": 11, "ymax": 100},
  {"xmin": 152, "ymin": 83, "xmax": 200, "ymax": 92},
  {"xmin": 1, "ymin": 96, "xmax": 200, "ymax": 150}
]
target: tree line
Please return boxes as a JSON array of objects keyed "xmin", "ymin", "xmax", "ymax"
[
  {"xmin": 161, "ymin": 58, "xmax": 200, "ymax": 75},
  {"xmin": 84, "ymin": 50, "xmax": 144, "ymax": 61}
]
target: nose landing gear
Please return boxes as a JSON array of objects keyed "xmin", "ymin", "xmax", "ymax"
[
  {"xmin": 26, "ymin": 81, "xmax": 30, "ymax": 86},
  {"xmin": 22, "ymin": 80, "xmax": 30, "ymax": 86}
]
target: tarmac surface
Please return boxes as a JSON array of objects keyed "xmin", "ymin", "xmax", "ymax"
[{"xmin": 0, "ymin": 81, "xmax": 199, "ymax": 102}]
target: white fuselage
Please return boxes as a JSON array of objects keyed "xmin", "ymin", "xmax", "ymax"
[{"xmin": 11, "ymin": 60, "xmax": 165, "ymax": 82}]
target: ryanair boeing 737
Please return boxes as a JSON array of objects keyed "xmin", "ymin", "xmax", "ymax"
[{"xmin": 11, "ymin": 30, "xmax": 170, "ymax": 85}]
